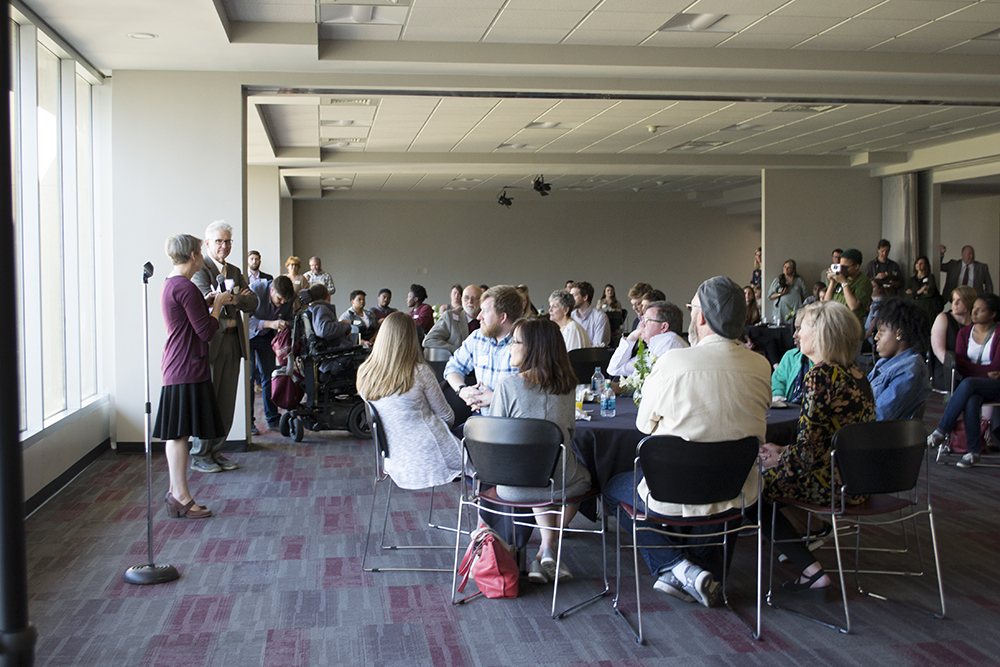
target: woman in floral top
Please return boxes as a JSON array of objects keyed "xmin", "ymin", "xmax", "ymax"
[{"xmin": 758, "ymin": 301, "xmax": 875, "ymax": 601}]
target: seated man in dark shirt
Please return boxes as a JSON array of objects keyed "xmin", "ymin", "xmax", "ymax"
[{"xmin": 305, "ymin": 283, "xmax": 353, "ymax": 376}]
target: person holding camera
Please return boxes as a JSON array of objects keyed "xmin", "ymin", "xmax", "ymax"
[{"xmin": 822, "ymin": 248, "xmax": 872, "ymax": 325}]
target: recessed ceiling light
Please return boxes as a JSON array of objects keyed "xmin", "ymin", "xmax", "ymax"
[
  {"xmin": 723, "ymin": 123, "xmax": 768, "ymax": 132},
  {"xmin": 321, "ymin": 177, "xmax": 353, "ymax": 185},
  {"xmin": 443, "ymin": 186, "xmax": 470, "ymax": 191},
  {"xmin": 659, "ymin": 13, "xmax": 729, "ymax": 32},
  {"xmin": 670, "ymin": 141, "xmax": 728, "ymax": 151},
  {"xmin": 525, "ymin": 121, "xmax": 564, "ymax": 130},
  {"xmin": 126, "ymin": 33, "xmax": 158, "ymax": 40},
  {"xmin": 774, "ymin": 104, "xmax": 843, "ymax": 113},
  {"xmin": 453, "ymin": 178, "xmax": 483, "ymax": 182},
  {"xmin": 497, "ymin": 143, "xmax": 534, "ymax": 150},
  {"xmin": 973, "ymin": 28, "xmax": 1000, "ymax": 40}
]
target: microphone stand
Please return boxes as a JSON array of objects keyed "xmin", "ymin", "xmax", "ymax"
[{"xmin": 124, "ymin": 262, "xmax": 179, "ymax": 585}]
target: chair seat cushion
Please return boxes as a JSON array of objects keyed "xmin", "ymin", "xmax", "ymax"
[
  {"xmin": 776, "ymin": 493, "xmax": 913, "ymax": 516},
  {"xmin": 617, "ymin": 501, "xmax": 744, "ymax": 527},
  {"xmin": 476, "ymin": 484, "xmax": 599, "ymax": 508}
]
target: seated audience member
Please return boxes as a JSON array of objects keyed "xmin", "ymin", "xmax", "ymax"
[
  {"xmin": 627, "ymin": 282, "xmax": 654, "ymax": 332},
  {"xmin": 744, "ymin": 285, "xmax": 761, "ymax": 326},
  {"xmin": 868, "ymin": 298, "xmax": 931, "ymax": 421},
  {"xmin": 803, "ymin": 281, "xmax": 825, "ymax": 306},
  {"xmin": 517, "ymin": 284, "xmax": 539, "ymax": 316},
  {"xmin": 823, "ymin": 248, "xmax": 872, "ymax": 325},
  {"xmin": 941, "ymin": 244, "xmax": 993, "ymax": 297},
  {"xmin": 570, "ymin": 281, "xmax": 611, "ymax": 347},
  {"xmin": 304, "ymin": 256, "xmax": 336, "ymax": 294},
  {"xmin": 407, "ymin": 284, "xmax": 435, "ymax": 334},
  {"xmin": 768, "ymin": 260, "xmax": 806, "ymax": 324},
  {"xmin": 547, "ymin": 289, "xmax": 591, "ymax": 352},
  {"xmin": 491, "ymin": 317, "xmax": 593, "ymax": 583},
  {"xmin": 608, "ymin": 300, "xmax": 687, "ymax": 379},
  {"xmin": 249, "ymin": 275, "xmax": 295, "ymax": 431},
  {"xmin": 640, "ymin": 289, "xmax": 666, "ymax": 310},
  {"xmin": 357, "ymin": 313, "xmax": 463, "ymax": 489},
  {"xmin": 598, "ymin": 283, "xmax": 625, "ymax": 341},
  {"xmin": 306, "ymin": 284, "xmax": 353, "ymax": 374},
  {"xmin": 759, "ymin": 301, "xmax": 875, "ymax": 600},
  {"xmin": 424, "ymin": 284, "xmax": 482, "ymax": 353},
  {"xmin": 371, "ymin": 288, "xmax": 397, "ymax": 323},
  {"xmin": 930, "ymin": 286, "xmax": 976, "ymax": 390},
  {"xmin": 772, "ymin": 311, "xmax": 812, "ymax": 405},
  {"xmin": 863, "ymin": 239, "xmax": 902, "ymax": 290},
  {"xmin": 904, "ymin": 255, "xmax": 942, "ymax": 324},
  {"xmin": 339, "ymin": 289, "xmax": 378, "ymax": 347},
  {"xmin": 603, "ymin": 277, "xmax": 771, "ymax": 608},
  {"xmin": 444, "ymin": 285, "xmax": 523, "ymax": 416},
  {"xmin": 439, "ymin": 283, "xmax": 463, "ymax": 317}
]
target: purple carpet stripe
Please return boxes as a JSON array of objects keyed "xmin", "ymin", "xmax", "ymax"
[{"xmin": 262, "ymin": 628, "xmax": 310, "ymax": 667}]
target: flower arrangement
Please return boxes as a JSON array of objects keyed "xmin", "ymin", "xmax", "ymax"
[{"xmin": 619, "ymin": 339, "xmax": 657, "ymax": 405}]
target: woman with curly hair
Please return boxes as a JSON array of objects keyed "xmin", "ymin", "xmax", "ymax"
[{"xmin": 868, "ymin": 298, "xmax": 931, "ymax": 421}]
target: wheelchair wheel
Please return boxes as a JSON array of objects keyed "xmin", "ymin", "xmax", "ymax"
[
  {"xmin": 291, "ymin": 416, "xmax": 305, "ymax": 443},
  {"xmin": 347, "ymin": 402, "xmax": 371, "ymax": 439},
  {"xmin": 279, "ymin": 412, "xmax": 292, "ymax": 438}
]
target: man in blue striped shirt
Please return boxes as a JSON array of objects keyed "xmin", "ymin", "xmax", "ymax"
[{"xmin": 445, "ymin": 284, "xmax": 524, "ymax": 415}]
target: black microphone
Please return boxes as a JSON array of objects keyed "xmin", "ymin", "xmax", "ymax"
[{"xmin": 142, "ymin": 262, "xmax": 154, "ymax": 283}]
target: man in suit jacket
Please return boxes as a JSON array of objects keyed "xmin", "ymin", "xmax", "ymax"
[
  {"xmin": 423, "ymin": 284, "xmax": 483, "ymax": 353},
  {"xmin": 942, "ymin": 244, "xmax": 993, "ymax": 299},
  {"xmin": 189, "ymin": 220, "xmax": 258, "ymax": 473}
]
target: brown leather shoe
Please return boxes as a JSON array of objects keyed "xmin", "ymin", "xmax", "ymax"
[{"xmin": 165, "ymin": 492, "xmax": 212, "ymax": 519}]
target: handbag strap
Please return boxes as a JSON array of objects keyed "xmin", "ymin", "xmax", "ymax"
[
  {"xmin": 974, "ymin": 325, "xmax": 997, "ymax": 365},
  {"xmin": 456, "ymin": 531, "xmax": 488, "ymax": 593}
]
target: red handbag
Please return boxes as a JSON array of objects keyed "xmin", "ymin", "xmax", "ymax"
[
  {"xmin": 269, "ymin": 373, "xmax": 304, "ymax": 410},
  {"xmin": 456, "ymin": 525, "xmax": 519, "ymax": 599}
]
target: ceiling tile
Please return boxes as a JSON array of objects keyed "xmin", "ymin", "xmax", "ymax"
[
  {"xmin": 405, "ymin": 7, "xmax": 499, "ymax": 27},
  {"xmin": 578, "ymin": 11, "xmax": 686, "ymax": 30},
  {"xmin": 939, "ymin": 2, "xmax": 1000, "ymax": 21},
  {"xmin": 484, "ymin": 27, "xmax": 573, "ymax": 43},
  {"xmin": 642, "ymin": 31, "xmax": 730, "ymax": 46},
  {"xmin": 940, "ymin": 40, "xmax": 1000, "ymax": 54},
  {"xmin": 688, "ymin": 0, "xmax": 798, "ymax": 13},
  {"xmin": 742, "ymin": 14, "xmax": 848, "ymax": 34},
  {"xmin": 595, "ymin": 0, "xmax": 692, "ymax": 12},
  {"xmin": 900, "ymin": 20, "xmax": 994, "ymax": 39},
  {"xmin": 492, "ymin": 8, "xmax": 588, "ymax": 29},
  {"xmin": 401, "ymin": 26, "xmax": 488, "ymax": 40},
  {"xmin": 562, "ymin": 29, "xmax": 649, "ymax": 45},
  {"xmin": 774, "ymin": 0, "xmax": 885, "ymax": 18},
  {"xmin": 792, "ymin": 33, "xmax": 884, "ymax": 48},
  {"xmin": 823, "ymin": 17, "xmax": 927, "ymax": 38},
  {"xmin": 859, "ymin": 0, "xmax": 974, "ymax": 21}
]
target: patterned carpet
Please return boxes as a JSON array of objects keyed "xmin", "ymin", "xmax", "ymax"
[{"xmin": 24, "ymin": 393, "xmax": 1000, "ymax": 666}]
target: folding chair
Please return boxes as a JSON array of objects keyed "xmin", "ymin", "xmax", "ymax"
[
  {"xmin": 423, "ymin": 347, "xmax": 451, "ymax": 383},
  {"xmin": 768, "ymin": 419, "xmax": 946, "ymax": 633},
  {"xmin": 612, "ymin": 435, "xmax": 763, "ymax": 644},
  {"xmin": 568, "ymin": 347, "xmax": 614, "ymax": 384},
  {"xmin": 361, "ymin": 402, "xmax": 462, "ymax": 573},
  {"xmin": 451, "ymin": 416, "xmax": 609, "ymax": 619},
  {"xmin": 934, "ymin": 369, "xmax": 1000, "ymax": 467}
]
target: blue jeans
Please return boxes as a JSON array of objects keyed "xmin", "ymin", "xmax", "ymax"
[
  {"xmin": 250, "ymin": 335, "xmax": 278, "ymax": 425},
  {"xmin": 937, "ymin": 378, "xmax": 1000, "ymax": 455},
  {"xmin": 603, "ymin": 470, "xmax": 741, "ymax": 580}
]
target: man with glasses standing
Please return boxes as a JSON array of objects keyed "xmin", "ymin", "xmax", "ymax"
[
  {"xmin": 190, "ymin": 220, "xmax": 258, "ymax": 473},
  {"xmin": 607, "ymin": 300, "xmax": 688, "ymax": 379}
]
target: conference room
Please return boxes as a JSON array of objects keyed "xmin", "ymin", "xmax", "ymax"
[{"xmin": 8, "ymin": 0, "xmax": 1000, "ymax": 664}]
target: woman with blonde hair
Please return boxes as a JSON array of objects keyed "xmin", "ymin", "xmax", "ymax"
[
  {"xmin": 284, "ymin": 256, "xmax": 309, "ymax": 293},
  {"xmin": 930, "ymin": 285, "xmax": 976, "ymax": 390},
  {"xmin": 758, "ymin": 301, "xmax": 875, "ymax": 600},
  {"xmin": 356, "ymin": 312, "xmax": 462, "ymax": 489}
]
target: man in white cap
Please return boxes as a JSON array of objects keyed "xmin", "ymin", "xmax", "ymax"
[{"xmin": 603, "ymin": 276, "xmax": 771, "ymax": 608}]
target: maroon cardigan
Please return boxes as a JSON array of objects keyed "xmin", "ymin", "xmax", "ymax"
[{"xmin": 955, "ymin": 324, "xmax": 1000, "ymax": 379}]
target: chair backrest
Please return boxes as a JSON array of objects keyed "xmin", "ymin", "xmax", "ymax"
[
  {"xmin": 365, "ymin": 401, "xmax": 390, "ymax": 458},
  {"xmin": 637, "ymin": 435, "xmax": 760, "ymax": 506},
  {"xmin": 832, "ymin": 420, "xmax": 927, "ymax": 496},
  {"xmin": 568, "ymin": 347, "xmax": 614, "ymax": 384},
  {"xmin": 463, "ymin": 416, "xmax": 562, "ymax": 488},
  {"xmin": 423, "ymin": 346, "xmax": 452, "ymax": 362},
  {"xmin": 606, "ymin": 310, "xmax": 624, "ymax": 332}
]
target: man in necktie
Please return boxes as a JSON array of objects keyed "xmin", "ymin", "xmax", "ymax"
[
  {"xmin": 189, "ymin": 220, "xmax": 259, "ymax": 473},
  {"xmin": 942, "ymin": 244, "xmax": 994, "ymax": 300}
]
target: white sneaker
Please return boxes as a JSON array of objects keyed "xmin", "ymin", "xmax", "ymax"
[
  {"xmin": 653, "ymin": 571, "xmax": 695, "ymax": 602},
  {"xmin": 528, "ymin": 559, "xmax": 549, "ymax": 584},
  {"xmin": 679, "ymin": 565, "xmax": 722, "ymax": 608},
  {"xmin": 956, "ymin": 452, "xmax": 979, "ymax": 468}
]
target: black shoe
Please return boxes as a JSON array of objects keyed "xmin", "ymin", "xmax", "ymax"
[
  {"xmin": 250, "ymin": 424, "xmax": 260, "ymax": 436},
  {"xmin": 780, "ymin": 569, "xmax": 831, "ymax": 603}
]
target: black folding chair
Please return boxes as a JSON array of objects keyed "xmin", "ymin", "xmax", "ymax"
[
  {"xmin": 423, "ymin": 347, "xmax": 451, "ymax": 384},
  {"xmin": 612, "ymin": 435, "xmax": 763, "ymax": 644},
  {"xmin": 768, "ymin": 419, "xmax": 946, "ymax": 633},
  {"xmin": 361, "ymin": 402, "xmax": 463, "ymax": 573},
  {"xmin": 451, "ymin": 416, "xmax": 609, "ymax": 619},
  {"xmin": 568, "ymin": 347, "xmax": 614, "ymax": 385}
]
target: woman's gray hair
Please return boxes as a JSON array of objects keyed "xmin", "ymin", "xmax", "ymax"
[
  {"xmin": 165, "ymin": 234, "xmax": 201, "ymax": 265},
  {"xmin": 205, "ymin": 219, "xmax": 232, "ymax": 238},
  {"xmin": 548, "ymin": 289, "xmax": 575, "ymax": 313}
]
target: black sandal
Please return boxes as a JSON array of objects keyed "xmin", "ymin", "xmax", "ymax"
[{"xmin": 780, "ymin": 569, "xmax": 831, "ymax": 603}]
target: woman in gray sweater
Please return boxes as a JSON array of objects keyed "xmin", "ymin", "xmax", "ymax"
[{"xmin": 491, "ymin": 317, "xmax": 593, "ymax": 584}]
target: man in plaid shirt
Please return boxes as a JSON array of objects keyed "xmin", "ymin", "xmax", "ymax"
[{"xmin": 445, "ymin": 284, "xmax": 524, "ymax": 416}]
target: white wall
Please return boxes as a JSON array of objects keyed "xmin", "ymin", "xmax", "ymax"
[
  {"xmin": 111, "ymin": 71, "xmax": 248, "ymax": 443},
  {"xmin": 247, "ymin": 166, "xmax": 283, "ymax": 278},
  {"xmin": 762, "ymin": 169, "xmax": 883, "ymax": 317},
  {"xmin": 291, "ymin": 198, "xmax": 761, "ymax": 325},
  {"xmin": 940, "ymin": 193, "xmax": 1000, "ymax": 283}
]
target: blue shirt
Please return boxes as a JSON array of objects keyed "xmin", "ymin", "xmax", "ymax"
[
  {"xmin": 444, "ymin": 330, "xmax": 519, "ymax": 415},
  {"xmin": 867, "ymin": 347, "xmax": 931, "ymax": 421}
]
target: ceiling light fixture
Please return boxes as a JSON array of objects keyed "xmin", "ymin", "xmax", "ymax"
[
  {"xmin": 532, "ymin": 175, "xmax": 551, "ymax": 197},
  {"xmin": 774, "ymin": 103, "xmax": 843, "ymax": 113},
  {"xmin": 498, "ymin": 143, "xmax": 534, "ymax": 150},
  {"xmin": 525, "ymin": 121, "xmax": 564, "ymax": 130},
  {"xmin": 973, "ymin": 28, "xmax": 1000, "ymax": 40},
  {"xmin": 497, "ymin": 190, "xmax": 513, "ymax": 208},
  {"xmin": 126, "ymin": 33, "xmax": 158, "ymax": 39},
  {"xmin": 659, "ymin": 13, "xmax": 728, "ymax": 32}
]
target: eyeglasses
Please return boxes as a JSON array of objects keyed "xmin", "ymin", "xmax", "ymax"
[
  {"xmin": 644, "ymin": 318, "xmax": 667, "ymax": 324},
  {"xmin": 685, "ymin": 303, "xmax": 700, "ymax": 311},
  {"xmin": 212, "ymin": 239, "xmax": 233, "ymax": 247}
]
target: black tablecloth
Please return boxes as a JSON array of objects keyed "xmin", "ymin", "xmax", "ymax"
[
  {"xmin": 744, "ymin": 324, "xmax": 795, "ymax": 367},
  {"xmin": 570, "ymin": 398, "xmax": 800, "ymax": 494}
]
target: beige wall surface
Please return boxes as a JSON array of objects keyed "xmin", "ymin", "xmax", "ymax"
[
  {"xmin": 292, "ymin": 198, "xmax": 761, "ymax": 326},
  {"xmin": 248, "ymin": 166, "xmax": 284, "ymax": 278},
  {"xmin": 762, "ymin": 169, "xmax": 884, "ymax": 319},
  {"xmin": 111, "ymin": 71, "xmax": 248, "ymax": 443},
  {"xmin": 940, "ymin": 194, "xmax": 1000, "ymax": 286}
]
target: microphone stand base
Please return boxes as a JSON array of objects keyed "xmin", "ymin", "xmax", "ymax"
[{"xmin": 123, "ymin": 563, "xmax": 180, "ymax": 585}]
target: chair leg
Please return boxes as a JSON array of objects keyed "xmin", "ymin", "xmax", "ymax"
[
  {"xmin": 361, "ymin": 477, "xmax": 382, "ymax": 573},
  {"xmin": 552, "ymin": 503, "xmax": 610, "ymax": 620},
  {"xmin": 611, "ymin": 507, "xmax": 643, "ymax": 644}
]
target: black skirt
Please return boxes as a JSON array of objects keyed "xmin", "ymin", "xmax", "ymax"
[{"xmin": 152, "ymin": 380, "xmax": 226, "ymax": 441}]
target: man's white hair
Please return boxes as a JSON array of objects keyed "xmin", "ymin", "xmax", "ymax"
[{"xmin": 205, "ymin": 219, "xmax": 232, "ymax": 238}]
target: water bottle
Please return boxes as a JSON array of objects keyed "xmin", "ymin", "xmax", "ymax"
[
  {"xmin": 591, "ymin": 366, "xmax": 605, "ymax": 394},
  {"xmin": 601, "ymin": 380, "xmax": 616, "ymax": 418}
]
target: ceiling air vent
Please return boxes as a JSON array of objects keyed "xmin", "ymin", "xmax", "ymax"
[{"xmin": 774, "ymin": 104, "xmax": 843, "ymax": 113}]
